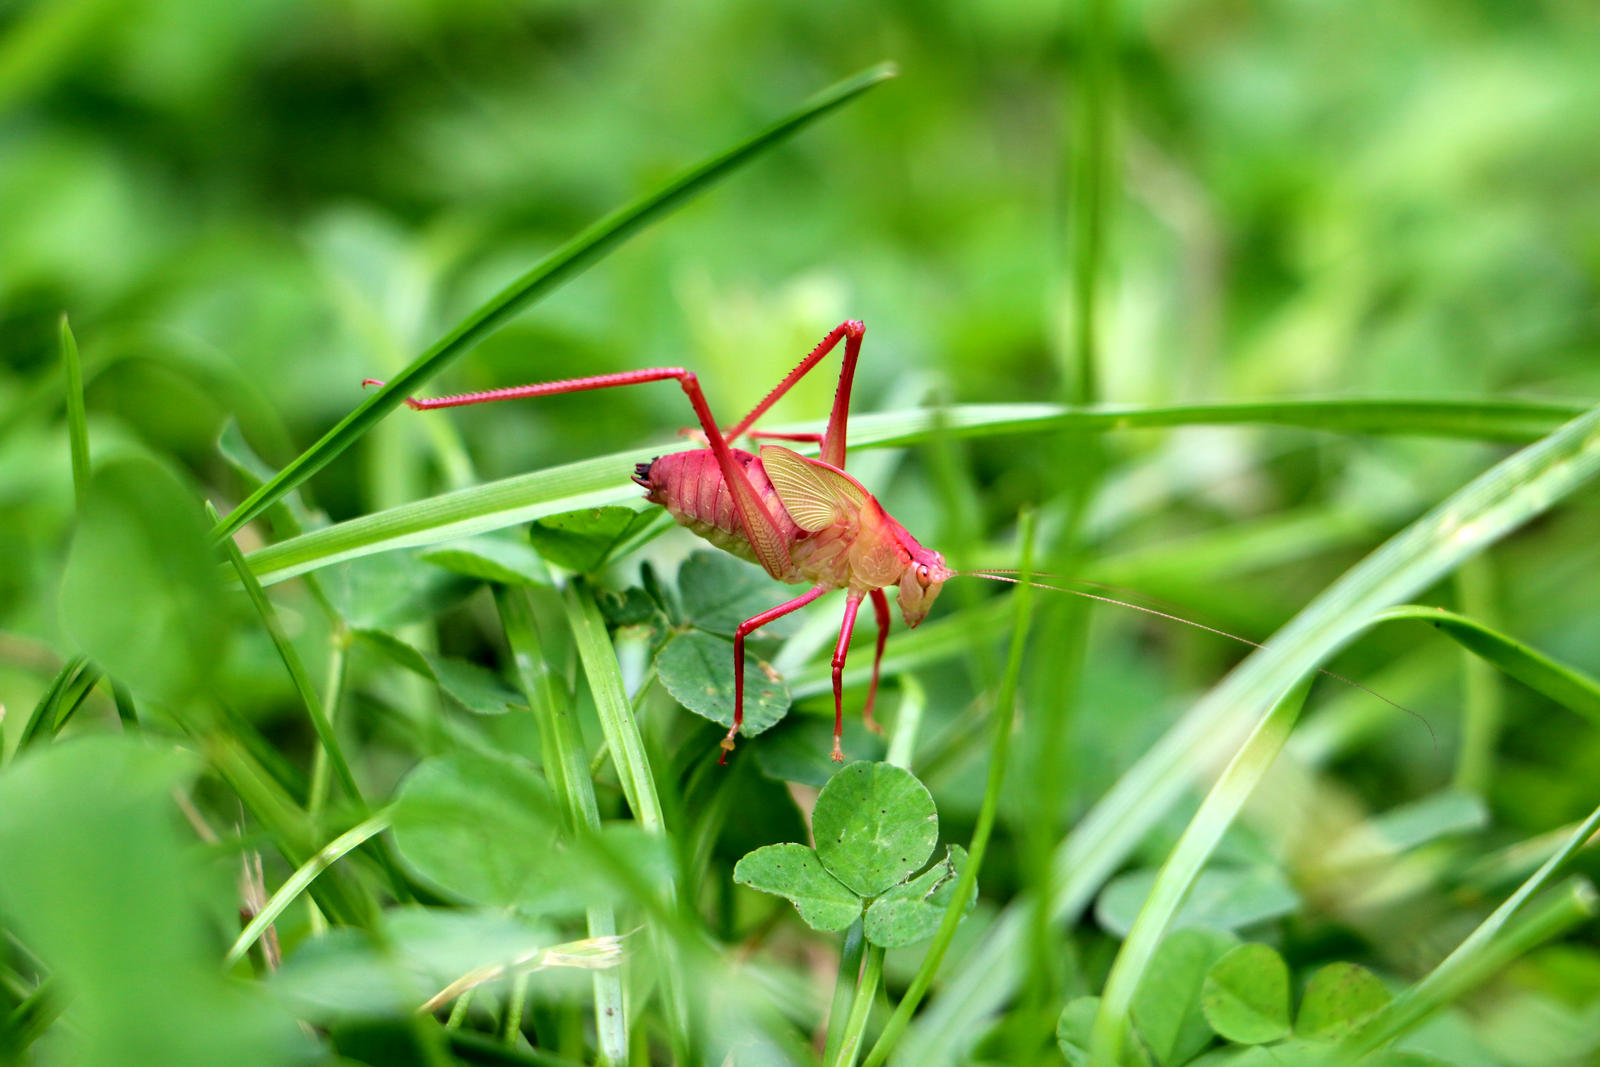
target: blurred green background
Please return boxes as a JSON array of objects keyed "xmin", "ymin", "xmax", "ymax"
[{"xmin": 2, "ymin": 0, "xmax": 1599, "ymax": 1064}]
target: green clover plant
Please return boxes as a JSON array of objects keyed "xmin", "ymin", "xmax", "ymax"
[{"xmin": 733, "ymin": 761, "xmax": 970, "ymax": 949}]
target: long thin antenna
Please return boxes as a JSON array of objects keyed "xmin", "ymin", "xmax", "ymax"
[{"xmin": 962, "ymin": 570, "xmax": 1435, "ymax": 744}]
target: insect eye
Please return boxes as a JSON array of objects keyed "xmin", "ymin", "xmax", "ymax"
[{"xmin": 916, "ymin": 564, "xmax": 931, "ymax": 587}]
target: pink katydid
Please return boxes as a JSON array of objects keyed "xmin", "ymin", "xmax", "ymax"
[
  {"xmin": 366, "ymin": 320, "xmax": 1410, "ymax": 763},
  {"xmin": 367, "ymin": 320, "xmax": 945, "ymax": 763}
]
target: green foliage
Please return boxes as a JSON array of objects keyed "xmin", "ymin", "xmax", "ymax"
[
  {"xmin": 651, "ymin": 550, "xmax": 798, "ymax": 735},
  {"xmin": 811, "ymin": 761, "xmax": 939, "ymax": 897},
  {"xmin": 4, "ymin": 3, "xmax": 1600, "ymax": 1064},
  {"xmin": 734, "ymin": 762, "xmax": 969, "ymax": 950},
  {"xmin": 526, "ymin": 506, "xmax": 661, "ymax": 574},
  {"xmin": 356, "ymin": 629, "xmax": 525, "ymax": 715},
  {"xmin": 1296, "ymin": 964, "xmax": 1393, "ymax": 1041},
  {"xmin": 0, "ymin": 738, "xmax": 308, "ymax": 1066},
  {"xmin": 1131, "ymin": 929, "xmax": 1240, "ymax": 1067},
  {"xmin": 1202, "ymin": 943, "xmax": 1294, "ymax": 1045},
  {"xmin": 1096, "ymin": 866, "xmax": 1300, "ymax": 938},
  {"xmin": 59, "ymin": 458, "xmax": 226, "ymax": 704}
]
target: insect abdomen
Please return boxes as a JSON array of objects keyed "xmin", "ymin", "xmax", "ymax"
[{"xmin": 636, "ymin": 448, "xmax": 804, "ymax": 578}]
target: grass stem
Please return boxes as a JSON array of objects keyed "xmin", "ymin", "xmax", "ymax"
[{"xmin": 859, "ymin": 509, "xmax": 1037, "ymax": 1067}]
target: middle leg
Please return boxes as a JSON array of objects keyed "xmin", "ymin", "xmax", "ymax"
[
  {"xmin": 727, "ymin": 585, "xmax": 828, "ymax": 763},
  {"xmin": 863, "ymin": 588, "xmax": 891, "ymax": 734},
  {"xmin": 829, "ymin": 592, "xmax": 867, "ymax": 762}
]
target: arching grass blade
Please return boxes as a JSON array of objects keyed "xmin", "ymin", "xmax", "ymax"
[{"xmin": 210, "ymin": 63, "xmax": 896, "ymax": 544}]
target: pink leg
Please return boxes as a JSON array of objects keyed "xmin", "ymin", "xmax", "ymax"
[
  {"xmin": 723, "ymin": 320, "xmax": 864, "ymax": 469},
  {"xmin": 829, "ymin": 593, "xmax": 866, "ymax": 762},
  {"xmin": 863, "ymin": 589, "xmax": 891, "ymax": 734},
  {"xmin": 725, "ymin": 586, "xmax": 828, "ymax": 764},
  {"xmin": 748, "ymin": 430, "xmax": 826, "ymax": 445},
  {"xmin": 366, "ymin": 368, "xmax": 793, "ymax": 580}
]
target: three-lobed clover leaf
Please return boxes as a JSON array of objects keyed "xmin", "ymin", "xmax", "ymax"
[{"xmin": 733, "ymin": 762, "xmax": 968, "ymax": 949}]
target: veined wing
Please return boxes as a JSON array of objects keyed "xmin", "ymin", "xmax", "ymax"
[{"xmin": 760, "ymin": 445, "xmax": 871, "ymax": 532}]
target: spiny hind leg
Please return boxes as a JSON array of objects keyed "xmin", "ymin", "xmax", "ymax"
[
  {"xmin": 723, "ymin": 320, "xmax": 864, "ymax": 468},
  {"xmin": 364, "ymin": 366, "xmax": 794, "ymax": 579}
]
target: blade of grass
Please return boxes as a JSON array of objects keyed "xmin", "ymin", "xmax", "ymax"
[
  {"xmin": 860, "ymin": 509, "xmax": 1037, "ymax": 1067},
  {"xmin": 1371, "ymin": 604, "xmax": 1600, "ymax": 726},
  {"xmin": 1335, "ymin": 790, "xmax": 1600, "ymax": 1061},
  {"xmin": 210, "ymin": 503, "xmax": 363, "ymax": 806},
  {"xmin": 822, "ymin": 920, "xmax": 868, "ymax": 1066},
  {"xmin": 561, "ymin": 580, "xmax": 686, "ymax": 1059},
  {"xmin": 239, "ymin": 397, "xmax": 1589, "ymax": 588},
  {"xmin": 829, "ymin": 942, "xmax": 885, "ymax": 1067},
  {"xmin": 899, "ymin": 402, "xmax": 1600, "ymax": 1063},
  {"xmin": 223, "ymin": 810, "xmax": 393, "ymax": 970},
  {"xmin": 1451, "ymin": 558, "xmax": 1501, "ymax": 794},
  {"xmin": 18, "ymin": 655, "xmax": 99, "ymax": 749},
  {"xmin": 59, "ymin": 314, "xmax": 89, "ymax": 510},
  {"xmin": 1087, "ymin": 678, "xmax": 1312, "ymax": 1067},
  {"xmin": 201, "ymin": 731, "xmax": 373, "ymax": 929},
  {"xmin": 210, "ymin": 63, "xmax": 896, "ymax": 543},
  {"xmin": 1066, "ymin": 0, "xmax": 1116, "ymax": 404},
  {"xmin": 306, "ymin": 632, "xmax": 350, "ymax": 818},
  {"xmin": 496, "ymin": 586, "xmax": 627, "ymax": 1066}
]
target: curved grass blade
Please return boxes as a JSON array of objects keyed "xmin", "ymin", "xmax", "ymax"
[
  {"xmin": 1372, "ymin": 605, "xmax": 1600, "ymax": 726},
  {"xmin": 898, "ymin": 402, "xmax": 1600, "ymax": 1065},
  {"xmin": 223, "ymin": 811, "xmax": 393, "ymax": 970},
  {"xmin": 17, "ymin": 654, "xmax": 98, "ymax": 749},
  {"xmin": 240, "ymin": 397, "xmax": 1588, "ymax": 588},
  {"xmin": 210, "ymin": 503, "xmax": 362, "ymax": 806},
  {"xmin": 210, "ymin": 63, "xmax": 897, "ymax": 544},
  {"xmin": 1087, "ymin": 679, "xmax": 1311, "ymax": 1067},
  {"xmin": 1335, "ymin": 796, "xmax": 1600, "ymax": 1060},
  {"xmin": 1090, "ymin": 604, "xmax": 1600, "ymax": 1062}
]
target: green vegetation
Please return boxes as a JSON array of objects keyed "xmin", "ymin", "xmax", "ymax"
[{"xmin": 2, "ymin": 3, "xmax": 1598, "ymax": 1066}]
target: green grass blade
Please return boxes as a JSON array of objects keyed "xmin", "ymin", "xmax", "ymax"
[
  {"xmin": 900, "ymin": 402, "xmax": 1600, "ymax": 1063},
  {"xmin": 239, "ymin": 397, "xmax": 1589, "ymax": 588},
  {"xmin": 210, "ymin": 63, "xmax": 896, "ymax": 544},
  {"xmin": 496, "ymin": 587, "xmax": 627, "ymax": 1065},
  {"xmin": 1372, "ymin": 605, "xmax": 1600, "ymax": 726},
  {"xmin": 1087, "ymin": 678, "xmax": 1311, "ymax": 1067},
  {"xmin": 59, "ymin": 314, "xmax": 89, "ymax": 511},
  {"xmin": 1067, "ymin": 0, "xmax": 1116, "ymax": 404},
  {"xmin": 861, "ymin": 510, "xmax": 1037, "ymax": 1067},
  {"xmin": 18, "ymin": 655, "xmax": 99, "ymax": 749},
  {"xmin": 211, "ymin": 503, "xmax": 363, "ymax": 806},
  {"xmin": 1336, "ymin": 793, "xmax": 1600, "ymax": 1058},
  {"xmin": 223, "ymin": 810, "xmax": 393, "ymax": 970},
  {"xmin": 561, "ymin": 580, "xmax": 686, "ymax": 1057},
  {"xmin": 842, "ymin": 397, "xmax": 1589, "ymax": 446}
]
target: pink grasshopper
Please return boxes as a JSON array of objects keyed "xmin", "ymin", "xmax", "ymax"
[{"xmin": 369, "ymin": 320, "xmax": 953, "ymax": 763}]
